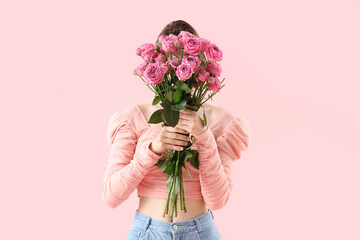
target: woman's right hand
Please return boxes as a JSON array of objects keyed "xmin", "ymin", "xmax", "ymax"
[{"xmin": 150, "ymin": 126, "xmax": 190, "ymax": 155}]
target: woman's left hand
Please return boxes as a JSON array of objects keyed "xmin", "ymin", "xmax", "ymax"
[{"xmin": 177, "ymin": 107, "xmax": 208, "ymax": 136}]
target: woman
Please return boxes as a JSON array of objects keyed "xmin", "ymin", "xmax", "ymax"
[{"xmin": 102, "ymin": 20, "xmax": 251, "ymax": 240}]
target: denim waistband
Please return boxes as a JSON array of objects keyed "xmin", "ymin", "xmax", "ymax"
[{"xmin": 132, "ymin": 209, "xmax": 215, "ymax": 234}]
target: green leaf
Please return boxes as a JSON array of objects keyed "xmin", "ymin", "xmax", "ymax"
[
  {"xmin": 160, "ymin": 101, "xmax": 170, "ymax": 109},
  {"xmin": 186, "ymin": 150, "xmax": 199, "ymax": 169},
  {"xmin": 152, "ymin": 95, "xmax": 161, "ymax": 105},
  {"xmin": 148, "ymin": 109, "xmax": 164, "ymax": 124},
  {"xmin": 164, "ymin": 160, "xmax": 174, "ymax": 175},
  {"xmin": 161, "ymin": 159, "xmax": 167, "ymax": 170},
  {"xmin": 203, "ymin": 111, "xmax": 207, "ymax": 126},
  {"xmin": 171, "ymin": 99, "xmax": 187, "ymax": 111},
  {"xmin": 173, "ymin": 89, "xmax": 182, "ymax": 103},
  {"xmin": 155, "ymin": 157, "xmax": 167, "ymax": 171},
  {"xmin": 183, "ymin": 161, "xmax": 192, "ymax": 179},
  {"xmin": 164, "ymin": 104, "xmax": 179, "ymax": 127},
  {"xmin": 155, "ymin": 158, "xmax": 164, "ymax": 168},
  {"xmin": 185, "ymin": 150, "xmax": 193, "ymax": 159},
  {"xmin": 166, "ymin": 174, "xmax": 174, "ymax": 191},
  {"xmin": 177, "ymin": 81, "xmax": 192, "ymax": 93},
  {"xmin": 161, "ymin": 110, "xmax": 169, "ymax": 125}
]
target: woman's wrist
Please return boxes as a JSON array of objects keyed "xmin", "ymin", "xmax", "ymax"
[
  {"xmin": 149, "ymin": 142, "xmax": 163, "ymax": 156},
  {"xmin": 193, "ymin": 125, "xmax": 215, "ymax": 148}
]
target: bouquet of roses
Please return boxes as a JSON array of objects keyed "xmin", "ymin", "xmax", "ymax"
[{"xmin": 134, "ymin": 30, "xmax": 225, "ymax": 221}]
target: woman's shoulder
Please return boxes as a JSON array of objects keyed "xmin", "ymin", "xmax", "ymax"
[
  {"xmin": 108, "ymin": 105, "xmax": 138, "ymax": 124},
  {"xmin": 106, "ymin": 105, "xmax": 139, "ymax": 145},
  {"xmin": 203, "ymin": 102, "xmax": 225, "ymax": 115},
  {"xmin": 202, "ymin": 103, "xmax": 235, "ymax": 127}
]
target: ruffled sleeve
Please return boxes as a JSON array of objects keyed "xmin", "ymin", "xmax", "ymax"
[
  {"xmin": 194, "ymin": 115, "xmax": 251, "ymax": 210},
  {"xmin": 216, "ymin": 117, "xmax": 251, "ymax": 161},
  {"xmin": 102, "ymin": 110, "xmax": 163, "ymax": 209},
  {"xmin": 106, "ymin": 111, "xmax": 134, "ymax": 145}
]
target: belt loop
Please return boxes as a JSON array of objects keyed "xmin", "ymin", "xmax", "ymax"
[
  {"xmin": 142, "ymin": 215, "xmax": 151, "ymax": 230},
  {"xmin": 209, "ymin": 209, "xmax": 215, "ymax": 219},
  {"xmin": 194, "ymin": 218, "xmax": 202, "ymax": 232}
]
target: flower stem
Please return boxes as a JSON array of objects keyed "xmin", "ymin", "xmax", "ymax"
[
  {"xmin": 170, "ymin": 151, "xmax": 180, "ymax": 221},
  {"xmin": 180, "ymin": 167, "xmax": 187, "ymax": 212},
  {"xmin": 137, "ymin": 75, "xmax": 156, "ymax": 93},
  {"xmin": 163, "ymin": 171, "xmax": 175, "ymax": 217}
]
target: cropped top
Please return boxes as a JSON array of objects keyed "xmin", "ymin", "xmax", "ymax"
[{"xmin": 102, "ymin": 104, "xmax": 251, "ymax": 210}]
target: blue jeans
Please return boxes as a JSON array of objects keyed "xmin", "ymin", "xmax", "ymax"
[{"xmin": 126, "ymin": 209, "xmax": 221, "ymax": 240}]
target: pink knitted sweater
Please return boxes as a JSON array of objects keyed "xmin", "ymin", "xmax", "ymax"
[{"xmin": 102, "ymin": 104, "xmax": 251, "ymax": 210}]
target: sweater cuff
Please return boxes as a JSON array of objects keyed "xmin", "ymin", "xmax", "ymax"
[
  {"xmin": 147, "ymin": 141, "xmax": 163, "ymax": 159},
  {"xmin": 134, "ymin": 140, "xmax": 163, "ymax": 169},
  {"xmin": 194, "ymin": 126, "xmax": 217, "ymax": 149}
]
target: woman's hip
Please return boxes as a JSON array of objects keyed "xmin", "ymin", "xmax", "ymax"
[{"xmin": 126, "ymin": 208, "xmax": 221, "ymax": 239}]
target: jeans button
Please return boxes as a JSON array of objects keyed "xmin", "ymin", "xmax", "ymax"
[{"xmin": 172, "ymin": 225, "xmax": 178, "ymax": 230}]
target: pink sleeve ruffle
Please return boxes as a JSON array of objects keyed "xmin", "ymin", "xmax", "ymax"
[
  {"xmin": 194, "ymin": 116, "xmax": 251, "ymax": 210},
  {"xmin": 102, "ymin": 111, "xmax": 162, "ymax": 209},
  {"xmin": 216, "ymin": 117, "xmax": 251, "ymax": 160}
]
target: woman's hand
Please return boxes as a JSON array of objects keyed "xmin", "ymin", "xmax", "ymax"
[
  {"xmin": 150, "ymin": 126, "xmax": 191, "ymax": 155},
  {"xmin": 177, "ymin": 107, "xmax": 207, "ymax": 137}
]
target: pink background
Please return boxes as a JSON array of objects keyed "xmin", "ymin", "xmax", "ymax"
[{"xmin": 1, "ymin": 0, "xmax": 359, "ymax": 239}]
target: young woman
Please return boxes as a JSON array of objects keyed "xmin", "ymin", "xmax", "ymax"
[{"xmin": 102, "ymin": 20, "xmax": 251, "ymax": 240}]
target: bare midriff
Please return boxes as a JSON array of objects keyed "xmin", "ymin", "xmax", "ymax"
[{"xmin": 137, "ymin": 196, "xmax": 208, "ymax": 223}]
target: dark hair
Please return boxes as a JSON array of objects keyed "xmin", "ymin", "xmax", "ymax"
[{"xmin": 156, "ymin": 20, "xmax": 199, "ymax": 43}]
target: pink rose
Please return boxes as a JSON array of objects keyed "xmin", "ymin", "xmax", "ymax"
[
  {"xmin": 141, "ymin": 47, "xmax": 159, "ymax": 62},
  {"xmin": 206, "ymin": 62, "xmax": 222, "ymax": 77},
  {"xmin": 207, "ymin": 76, "xmax": 221, "ymax": 92},
  {"xmin": 135, "ymin": 62, "xmax": 149, "ymax": 76},
  {"xmin": 169, "ymin": 54, "xmax": 183, "ymax": 69},
  {"xmin": 196, "ymin": 69, "xmax": 210, "ymax": 82},
  {"xmin": 198, "ymin": 38, "xmax": 211, "ymax": 51},
  {"xmin": 205, "ymin": 43, "xmax": 223, "ymax": 62},
  {"xmin": 160, "ymin": 63, "xmax": 169, "ymax": 75},
  {"xmin": 154, "ymin": 53, "xmax": 167, "ymax": 64},
  {"xmin": 156, "ymin": 45, "xmax": 166, "ymax": 55},
  {"xmin": 177, "ymin": 31, "xmax": 195, "ymax": 48},
  {"xmin": 161, "ymin": 34, "xmax": 180, "ymax": 53},
  {"xmin": 182, "ymin": 55, "xmax": 200, "ymax": 73},
  {"xmin": 158, "ymin": 34, "xmax": 166, "ymax": 43},
  {"xmin": 176, "ymin": 63, "xmax": 194, "ymax": 81},
  {"xmin": 144, "ymin": 63, "xmax": 164, "ymax": 85},
  {"xmin": 182, "ymin": 51, "xmax": 191, "ymax": 58},
  {"xmin": 183, "ymin": 37, "xmax": 202, "ymax": 55},
  {"xmin": 136, "ymin": 43, "xmax": 154, "ymax": 55}
]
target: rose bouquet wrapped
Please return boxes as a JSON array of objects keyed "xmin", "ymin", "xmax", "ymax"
[{"xmin": 134, "ymin": 31, "xmax": 225, "ymax": 221}]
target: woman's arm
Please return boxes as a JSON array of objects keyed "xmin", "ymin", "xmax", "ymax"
[
  {"xmin": 195, "ymin": 116, "xmax": 251, "ymax": 210},
  {"xmin": 102, "ymin": 111, "xmax": 163, "ymax": 208}
]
